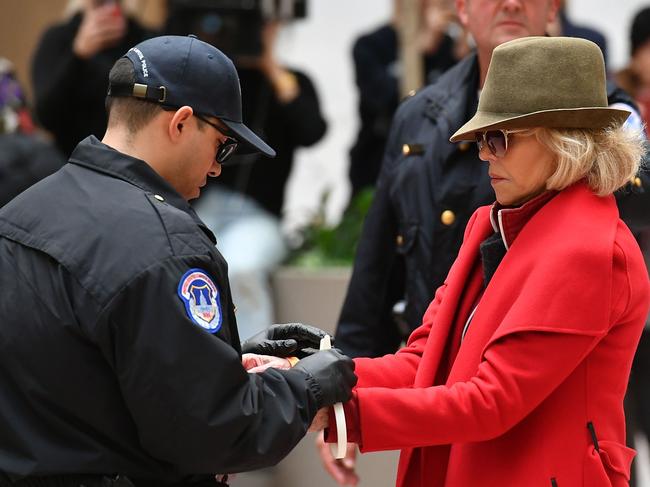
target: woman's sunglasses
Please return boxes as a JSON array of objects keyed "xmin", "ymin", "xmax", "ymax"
[{"xmin": 475, "ymin": 130, "xmax": 514, "ymax": 158}]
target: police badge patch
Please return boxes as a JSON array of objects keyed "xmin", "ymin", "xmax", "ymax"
[{"xmin": 177, "ymin": 268, "xmax": 222, "ymax": 333}]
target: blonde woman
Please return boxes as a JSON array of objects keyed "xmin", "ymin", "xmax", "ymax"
[{"xmin": 323, "ymin": 36, "xmax": 649, "ymax": 487}]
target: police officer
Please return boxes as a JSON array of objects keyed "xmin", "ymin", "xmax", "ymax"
[{"xmin": 0, "ymin": 35, "xmax": 356, "ymax": 486}]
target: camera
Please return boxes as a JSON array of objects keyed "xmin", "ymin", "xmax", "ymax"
[{"xmin": 166, "ymin": 0, "xmax": 307, "ymax": 60}]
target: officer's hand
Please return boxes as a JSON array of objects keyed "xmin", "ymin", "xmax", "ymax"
[
  {"xmin": 294, "ymin": 349, "xmax": 357, "ymax": 408},
  {"xmin": 240, "ymin": 323, "xmax": 328, "ymax": 357}
]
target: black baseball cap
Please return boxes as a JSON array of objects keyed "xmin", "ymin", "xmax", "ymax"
[{"xmin": 108, "ymin": 35, "xmax": 275, "ymax": 159}]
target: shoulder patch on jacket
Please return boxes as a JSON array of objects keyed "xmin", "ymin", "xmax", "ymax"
[{"xmin": 177, "ymin": 268, "xmax": 222, "ymax": 333}]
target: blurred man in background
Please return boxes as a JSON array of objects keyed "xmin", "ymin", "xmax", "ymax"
[
  {"xmin": 31, "ymin": 0, "xmax": 153, "ymax": 156},
  {"xmin": 348, "ymin": 0, "xmax": 467, "ymax": 198}
]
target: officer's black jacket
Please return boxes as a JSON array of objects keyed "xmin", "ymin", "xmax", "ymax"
[
  {"xmin": 336, "ymin": 53, "xmax": 650, "ymax": 358},
  {"xmin": 0, "ymin": 137, "xmax": 319, "ymax": 483}
]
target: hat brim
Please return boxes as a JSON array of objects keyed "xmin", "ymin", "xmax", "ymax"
[
  {"xmin": 221, "ymin": 119, "xmax": 276, "ymax": 158},
  {"xmin": 450, "ymin": 107, "xmax": 631, "ymax": 143}
]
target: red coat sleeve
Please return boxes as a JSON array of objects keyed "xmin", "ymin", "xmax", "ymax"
[{"xmin": 355, "ymin": 330, "xmax": 598, "ymax": 452}]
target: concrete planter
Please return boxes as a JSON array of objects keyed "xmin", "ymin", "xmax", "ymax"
[
  {"xmin": 236, "ymin": 266, "xmax": 399, "ymax": 487},
  {"xmin": 271, "ymin": 266, "xmax": 353, "ymax": 335}
]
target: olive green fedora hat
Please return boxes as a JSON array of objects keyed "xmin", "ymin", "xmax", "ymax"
[{"xmin": 450, "ymin": 36, "xmax": 630, "ymax": 142}]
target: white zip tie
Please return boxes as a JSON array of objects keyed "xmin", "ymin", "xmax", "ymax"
[{"xmin": 319, "ymin": 334, "xmax": 347, "ymax": 459}]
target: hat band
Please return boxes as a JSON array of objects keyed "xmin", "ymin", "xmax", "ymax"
[{"xmin": 108, "ymin": 83, "xmax": 167, "ymax": 103}]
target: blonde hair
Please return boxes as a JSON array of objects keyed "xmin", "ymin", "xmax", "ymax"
[
  {"xmin": 532, "ymin": 125, "xmax": 647, "ymax": 196},
  {"xmin": 64, "ymin": 0, "xmax": 142, "ymax": 18}
]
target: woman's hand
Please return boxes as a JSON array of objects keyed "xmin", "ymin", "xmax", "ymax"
[
  {"xmin": 241, "ymin": 353, "xmax": 292, "ymax": 373},
  {"xmin": 73, "ymin": 2, "xmax": 126, "ymax": 60},
  {"xmin": 309, "ymin": 407, "xmax": 329, "ymax": 432},
  {"xmin": 258, "ymin": 21, "xmax": 300, "ymax": 103},
  {"xmin": 315, "ymin": 431, "xmax": 359, "ymax": 486}
]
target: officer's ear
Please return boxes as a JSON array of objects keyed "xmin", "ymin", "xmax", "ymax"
[{"xmin": 168, "ymin": 106, "xmax": 194, "ymax": 142}]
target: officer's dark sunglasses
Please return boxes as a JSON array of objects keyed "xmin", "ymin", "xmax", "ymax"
[
  {"xmin": 193, "ymin": 114, "xmax": 239, "ymax": 164},
  {"xmin": 474, "ymin": 130, "xmax": 512, "ymax": 158}
]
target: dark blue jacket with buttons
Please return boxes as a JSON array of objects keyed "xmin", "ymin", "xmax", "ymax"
[
  {"xmin": 335, "ymin": 53, "xmax": 650, "ymax": 359},
  {"xmin": 0, "ymin": 137, "xmax": 319, "ymax": 483}
]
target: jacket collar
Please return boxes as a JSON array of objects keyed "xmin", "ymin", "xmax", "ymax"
[
  {"xmin": 423, "ymin": 52, "xmax": 478, "ymax": 108},
  {"xmin": 69, "ymin": 136, "xmax": 215, "ymax": 242},
  {"xmin": 423, "ymin": 53, "xmax": 479, "ymax": 122},
  {"xmin": 489, "ymin": 190, "xmax": 558, "ymax": 250}
]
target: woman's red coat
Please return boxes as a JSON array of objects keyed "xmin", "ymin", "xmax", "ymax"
[{"xmin": 347, "ymin": 183, "xmax": 650, "ymax": 487}]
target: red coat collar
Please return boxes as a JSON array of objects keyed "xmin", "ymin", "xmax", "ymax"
[
  {"xmin": 489, "ymin": 190, "xmax": 558, "ymax": 250},
  {"xmin": 456, "ymin": 182, "xmax": 619, "ymax": 368}
]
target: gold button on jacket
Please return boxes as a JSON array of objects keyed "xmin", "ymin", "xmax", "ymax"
[{"xmin": 441, "ymin": 210, "xmax": 456, "ymax": 226}]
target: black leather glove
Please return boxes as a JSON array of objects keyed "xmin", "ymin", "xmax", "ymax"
[
  {"xmin": 240, "ymin": 322, "xmax": 328, "ymax": 357},
  {"xmin": 294, "ymin": 349, "xmax": 357, "ymax": 408}
]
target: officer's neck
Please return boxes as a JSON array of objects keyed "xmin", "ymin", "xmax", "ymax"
[{"xmin": 102, "ymin": 124, "xmax": 166, "ymax": 174}]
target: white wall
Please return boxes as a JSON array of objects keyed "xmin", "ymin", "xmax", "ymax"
[
  {"xmin": 568, "ymin": 0, "xmax": 648, "ymax": 71},
  {"xmin": 277, "ymin": 0, "xmax": 392, "ymax": 232},
  {"xmin": 277, "ymin": 0, "xmax": 648, "ymax": 231}
]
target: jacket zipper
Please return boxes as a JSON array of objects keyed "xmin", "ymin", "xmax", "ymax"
[
  {"xmin": 587, "ymin": 421, "xmax": 600, "ymax": 451},
  {"xmin": 549, "ymin": 423, "xmax": 599, "ymax": 487}
]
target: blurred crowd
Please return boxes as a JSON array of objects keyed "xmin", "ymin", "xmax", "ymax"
[{"xmin": 2, "ymin": 0, "xmax": 650, "ymax": 483}]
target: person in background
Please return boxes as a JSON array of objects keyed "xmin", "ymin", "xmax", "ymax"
[
  {"xmin": 31, "ymin": 0, "xmax": 154, "ymax": 156},
  {"xmin": 348, "ymin": 0, "xmax": 466, "ymax": 197},
  {"xmin": 0, "ymin": 58, "xmax": 64, "ymax": 207},
  {"xmin": 187, "ymin": 18, "xmax": 327, "ymax": 340},
  {"xmin": 324, "ymin": 36, "xmax": 649, "ymax": 487},
  {"xmin": 617, "ymin": 6, "xmax": 650, "ymax": 127},
  {"xmin": 616, "ymin": 7, "xmax": 650, "ymax": 486}
]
